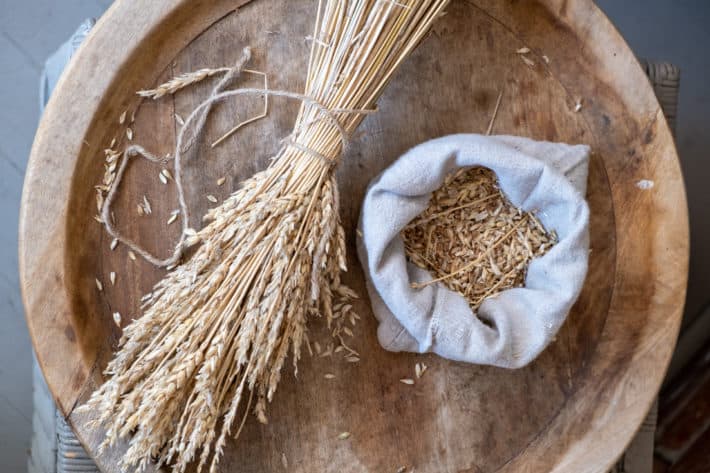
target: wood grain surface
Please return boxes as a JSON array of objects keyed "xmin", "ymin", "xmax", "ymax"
[{"xmin": 19, "ymin": 0, "xmax": 688, "ymax": 472}]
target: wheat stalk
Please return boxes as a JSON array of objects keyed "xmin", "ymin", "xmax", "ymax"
[{"xmin": 81, "ymin": 1, "xmax": 449, "ymax": 472}]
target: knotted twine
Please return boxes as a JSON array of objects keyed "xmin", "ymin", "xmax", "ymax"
[{"xmin": 102, "ymin": 47, "xmax": 372, "ymax": 268}]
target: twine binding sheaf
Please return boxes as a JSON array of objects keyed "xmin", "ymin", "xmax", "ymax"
[{"xmin": 102, "ymin": 47, "xmax": 373, "ymax": 268}]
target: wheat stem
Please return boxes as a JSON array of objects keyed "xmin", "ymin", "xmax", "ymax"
[{"xmin": 84, "ymin": 2, "xmax": 450, "ymax": 471}]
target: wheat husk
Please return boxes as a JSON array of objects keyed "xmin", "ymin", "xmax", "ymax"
[{"xmin": 402, "ymin": 167, "xmax": 555, "ymax": 311}]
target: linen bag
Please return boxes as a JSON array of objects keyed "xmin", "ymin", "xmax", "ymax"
[{"xmin": 357, "ymin": 134, "xmax": 590, "ymax": 368}]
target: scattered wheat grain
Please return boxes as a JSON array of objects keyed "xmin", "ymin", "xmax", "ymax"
[
  {"xmin": 142, "ymin": 195, "xmax": 152, "ymax": 214},
  {"xmin": 574, "ymin": 99, "xmax": 583, "ymax": 112},
  {"xmin": 636, "ymin": 179, "xmax": 654, "ymax": 190}
]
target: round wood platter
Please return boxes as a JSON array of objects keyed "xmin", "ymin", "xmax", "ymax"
[{"xmin": 20, "ymin": 0, "xmax": 688, "ymax": 472}]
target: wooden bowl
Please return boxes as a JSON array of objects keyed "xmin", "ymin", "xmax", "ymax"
[{"xmin": 20, "ymin": 0, "xmax": 688, "ymax": 471}]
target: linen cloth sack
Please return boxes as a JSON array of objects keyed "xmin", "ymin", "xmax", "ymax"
[{"xmin": 357, "ymin": 134, "xmax": 590, "ymax": 368}]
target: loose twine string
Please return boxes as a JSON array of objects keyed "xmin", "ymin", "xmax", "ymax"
[{"xmin": 101, "ymin": 47, "xmax": 373, "ymax": 268}]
